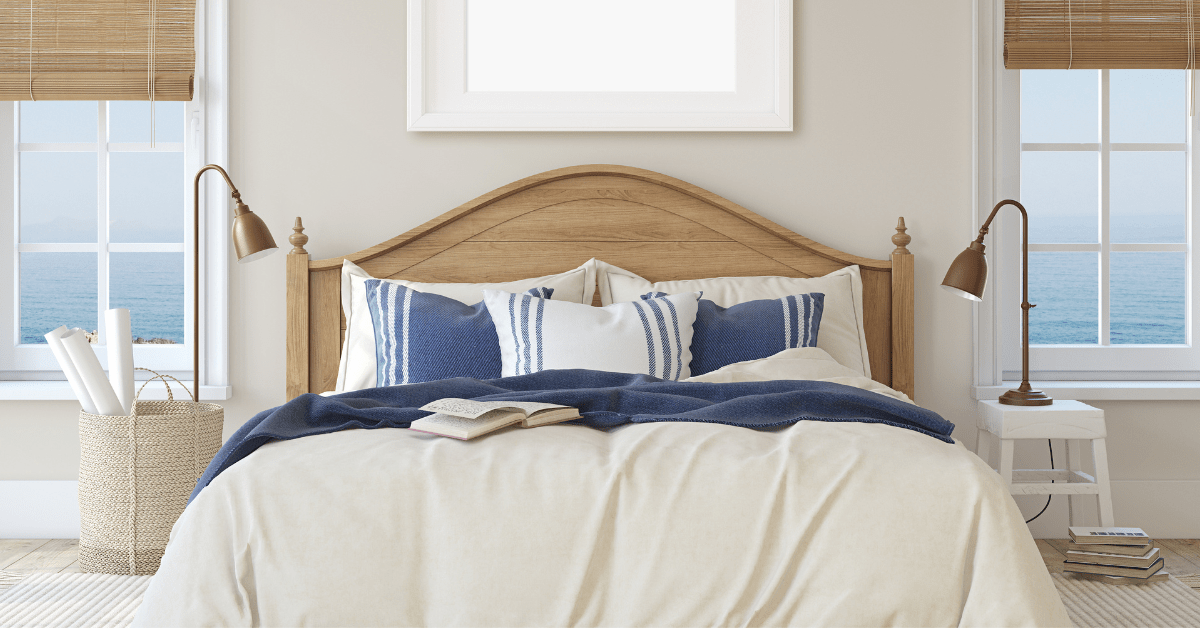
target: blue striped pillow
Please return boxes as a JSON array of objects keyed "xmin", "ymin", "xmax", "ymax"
[
  {"xmin": 643, "ymin": 291, "xmax": 825, "ymax": 376},
  {"xmin": 483, "ymin": 290, "xmax": 700, "ymax": 380},
  {"xmin": 365, "ymin": 280, "xmax": 553, "ymax": 387}
]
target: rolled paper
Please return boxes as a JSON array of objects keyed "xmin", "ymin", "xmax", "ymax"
[
  {"xmin": 61, "ymin": 328, "xmax": 125, "ymax": 416},
  {"xmin": 105, "ymin": 308, "xmax": 135, "ymax": 415},
  {"xmin": 44, "ymin": 326, "xmax": 98, "ymax": 414}
]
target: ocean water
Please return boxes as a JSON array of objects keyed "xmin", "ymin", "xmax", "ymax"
[
  {"xmin": 1026, "ymin": 214, "xmax": 1185, "ymax": 345},
  {"xmin": 20, "ymin": 252, "xmax": 184, "ymax": 344},
  {"xmin": 13, "ymin": 216, "xmax": 1189, "ymax": 347}
]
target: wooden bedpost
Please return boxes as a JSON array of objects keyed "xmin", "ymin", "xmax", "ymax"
[
  {"xmin": 286, "ymin": 218, "xmax": 310, "ymax": 400},
  {"xmin": 890, "ymin": 217, "xmax": 915, "ymax": 401}
]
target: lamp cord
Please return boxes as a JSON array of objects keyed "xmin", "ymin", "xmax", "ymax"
[{"xmin": 1025, "ymin": 439, "xmax": 1054, "ymax": 524}]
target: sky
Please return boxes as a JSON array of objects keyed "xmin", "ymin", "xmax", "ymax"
[
  {"xmin": 17, "ymin": 100, "xmax": 186, "ymax": 244},
  {"xmin": 1020, "ymin": 70, "xmax": 1186, "ymax": 244}
]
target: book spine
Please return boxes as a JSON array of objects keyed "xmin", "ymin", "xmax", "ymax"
[
  {"xmin": 1063, "ymin": 558, "xmax": 1164, "ymax": 578},
  {"xmin": 1065, "ymin": 552, "xmax": 1155, "ymax": 569}
]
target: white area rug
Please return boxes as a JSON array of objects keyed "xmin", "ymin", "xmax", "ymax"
[
  {"xmin": 1, "ymin": 568, "xmax": 1199, "ymax": 628},
  {"xmin": 1053, "ymin": 573, "xmax": 1200, "ymax": 628},
  {"xmin": 0, "ymin": 570, "xmax": 150, "ymax": 628}
]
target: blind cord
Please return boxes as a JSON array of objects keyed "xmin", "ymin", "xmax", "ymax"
[
  {"xmin": 27, "ymin": 0, "xmax": 34, "ymax": 100},
  {"xmin": 1189, "ymin": 0, "xmax": 1196, "ymax": 116},
  {"xmin": 1067, "ymin": 0, "xmax": 1073, "ymax": 70},
  {"xmin": 1025, "ymin": 439, "xmax": 1055, "ymax": 524},
  {"xmin": 148, "ymin": 0, "xmax": 156, "ymax": 146}
]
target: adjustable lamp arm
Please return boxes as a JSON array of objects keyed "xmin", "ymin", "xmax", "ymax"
[
  {"xmin": 192, "ymin": 165, "xmax": 277, "ymax": 401},
  {"xmin": 942, "ymin": 198, "xmax": 1049, "ymax": 406}
]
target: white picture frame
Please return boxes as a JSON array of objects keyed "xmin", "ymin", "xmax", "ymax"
[{"xmin": 407, "ymin": 0, "xmax": 792, "ymax": 132}]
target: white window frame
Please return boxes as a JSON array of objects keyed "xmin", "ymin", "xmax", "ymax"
[
  {"xmin": 407, "ymin": 0, "xmax": 792, "ymax": 132},
  {"xmin": 0, "ymin": 0, "xmax": 230, "ymax": 401},
  {"xmin": 974, "ymin": 0, "xmax": 1200, "ymax": 399}
]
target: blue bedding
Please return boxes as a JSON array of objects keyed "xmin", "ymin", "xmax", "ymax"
[{"xmin": 191, "ymin": 369, "xmax": 953, "ymax": 502}]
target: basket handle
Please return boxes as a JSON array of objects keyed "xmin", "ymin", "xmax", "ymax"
[{"xmin": 132, "ymin": 367, "xmax": 197, "ymax": 410}]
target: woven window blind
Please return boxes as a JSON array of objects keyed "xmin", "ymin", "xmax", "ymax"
[
  {"xmin": 1006, "ymin": 0, "xmax": 1200, "ymax": 69},
  {"xmin": 0, "ymin": 0, "xmax": 195, "ymax": 101}
]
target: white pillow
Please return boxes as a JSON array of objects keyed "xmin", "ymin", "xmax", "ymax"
[
  {"xmin": 483, "ymin": 289, "xmax": 700, "ymax": 380},
  {"xmin": 595, "ymin": 261, "xmax": 871, "ymax": 378},
  {"xmin": 337, "ymin": 259, "xmax": 597, "ymax": 392}
]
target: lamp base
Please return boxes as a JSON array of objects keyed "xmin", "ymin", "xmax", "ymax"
[{"xmin": 998, "ymin": 388, "xmax": 1053, "ymax": 406}]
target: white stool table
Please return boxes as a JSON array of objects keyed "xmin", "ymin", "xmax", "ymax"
[{"xmin": 975, "ymin": 400, "xmax": 1114, "ymax": 527}]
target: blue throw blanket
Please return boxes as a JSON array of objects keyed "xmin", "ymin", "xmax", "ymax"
[{"xmin": 191, "ymin": 369, "xmax": 953, "ymax": 502}]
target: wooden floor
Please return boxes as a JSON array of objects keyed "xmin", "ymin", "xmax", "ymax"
[
  {"xmin": 0, "ymin": 540, "xmax": 80, "ymax": 574},
  {"xmin": 2, "ymin": 538, "xmax": 1200, "ymax": 577}
]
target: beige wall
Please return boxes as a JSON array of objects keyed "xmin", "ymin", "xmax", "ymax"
[{"xmin": 2, "ymin": 0, "xmax": 1196, "ymax": 537}]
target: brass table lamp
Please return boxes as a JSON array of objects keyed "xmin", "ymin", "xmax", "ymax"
[
  {"xmin": 942, "ymin": 199, "xmax": 1052, "ymax": 406},
  {"xmin": 192, "ymin": 165, "xmax": 278, "ymax": 402}
]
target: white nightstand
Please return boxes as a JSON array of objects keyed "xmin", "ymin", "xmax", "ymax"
[{"xmin": 975, "ymin": 400, "xmax": 1114, "ymax": 527}]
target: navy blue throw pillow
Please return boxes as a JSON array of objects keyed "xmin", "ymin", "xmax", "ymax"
[
  {"xmin": 366, "ymin": 280, "xmax": 552, "ymax": 387},
  {"xmin": 642, "ymin": 291, "xmax": 825, "ymax": 377}
]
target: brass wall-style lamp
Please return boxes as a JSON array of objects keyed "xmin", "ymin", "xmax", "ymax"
[
  {"xmin": 942, "ymin": 199, "xmax": 1052, "ymax": 406},
  {"xmin": 192, "ymin": 164, "xmax": 278, "ymax": 402}
]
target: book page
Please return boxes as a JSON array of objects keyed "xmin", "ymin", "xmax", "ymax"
[
  {"xmin": 410, "ymin": 410, "xmax": 524, "ymax": 439},
  {"xmin": 420, "ymin": 398, "xmax": 572, "ymax": 419},
  {"xmin": 496, "ymin": 401, "xmax": 571, "ymax": 416},
  {"xmin": 420, "ymin": 398, "xmax": 509, "ymax": 419}
]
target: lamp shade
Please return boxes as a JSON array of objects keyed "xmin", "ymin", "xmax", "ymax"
[
  {"xmin": 232, "ymin": 203, "xmax": 278, "ymax": 263},
  {"xmin": 941, "ymin": 241, "xmax": 987, "ymax": 301}
]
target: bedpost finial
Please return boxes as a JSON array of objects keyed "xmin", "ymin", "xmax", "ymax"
[
  {"xmin": 289, "ymin": 217, "xmax": 309, "ymax": 254},
  {"xmin": 892, "ymin": 217, "xmax": 911, "ymax": 255}
]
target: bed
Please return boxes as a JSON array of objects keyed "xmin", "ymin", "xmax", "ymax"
[{"xmin": 134, "ymin": 165, "xmax": 1070, "ymax": 626}]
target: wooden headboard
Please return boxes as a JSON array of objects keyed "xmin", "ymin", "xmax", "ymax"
[{"xmin": 285, "ymin": 165, "xmax": 914, "ymax": 400}]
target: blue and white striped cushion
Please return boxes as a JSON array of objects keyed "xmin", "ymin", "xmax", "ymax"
[
  {"xmin": 643, "ymin": 291, "xmax": 825, "ymax": 376},
  {"xmin": 483, "ymin": 289, "xmax": 700, "ymax": 380},
  {"xmin": 366, "ymin": 280, "xmax": 553, "ymax": 387}
]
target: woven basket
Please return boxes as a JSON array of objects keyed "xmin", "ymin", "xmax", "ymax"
[{"xmin": 78, "ymin": 370, "xmax": 223, "ymax": 575}]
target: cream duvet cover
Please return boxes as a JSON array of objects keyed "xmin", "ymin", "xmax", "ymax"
[{"xmin": 134, "ymin": 349, "xmax": 1069, "ymax": 627}]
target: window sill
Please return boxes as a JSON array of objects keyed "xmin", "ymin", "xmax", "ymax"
[
  {"xmin": 0, "ymin": 381, "xmax": 232, "ymax": 402},
  {"xmin": 974, "ymin": 381, "xmax": 1200, "ymax": 402}
]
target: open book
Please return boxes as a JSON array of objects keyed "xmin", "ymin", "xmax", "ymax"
[{"xmin": 409, "ymin": 398, "xmax": 581, "ymax": 440}]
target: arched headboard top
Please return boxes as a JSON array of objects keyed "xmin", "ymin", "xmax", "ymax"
[{"xmin": 286, "ymin": 165, "xmax": 914, "ymax": 400}]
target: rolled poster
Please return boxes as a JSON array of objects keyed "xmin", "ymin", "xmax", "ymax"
[
  {"xmin": 44, "ymin": 325, "xmax": 98, "ymax": 414},
  {"xmin": 61, "ymin": 328, "xmax": 125, "ymax": 416},
  {"xmin": 105, "ymin": 308, "xmax": 135, "ymax": 415}
]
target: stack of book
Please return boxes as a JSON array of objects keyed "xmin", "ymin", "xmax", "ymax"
[{"xmin": 1063, "ymin": 527, "xmax": 1167, "ymax": 584}]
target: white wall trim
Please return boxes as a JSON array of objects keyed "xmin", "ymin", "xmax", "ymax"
[
  {"xmin": 199, "ymin": 0, "xmax": 231, "ymax": 390},
  {"xmin": 0, "ymin": 380, "xmax": 230, "ymax": 401},
  {"xmin": 0, "ymin": 481, "xmax": 79, "ymax": 539},
  {"xmin": 1025, "ymin": 480, "xmax": 1200, "ymax": 538},
  {"xmin": 976, "ymin": 381, "xmax": 1200, "ymax": 401},
  {"xmin": 973, "ymin": 0, "xmax": 1004, "ymax": 388}
]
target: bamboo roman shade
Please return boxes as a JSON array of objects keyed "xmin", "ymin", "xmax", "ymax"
[
  {"xmin": 1006, "ymin": 0, "xmax": 1200, "ymax": 69},
  {"xmin": 0, "ymin": 0, "xmax": 195, "ymax": 101}
]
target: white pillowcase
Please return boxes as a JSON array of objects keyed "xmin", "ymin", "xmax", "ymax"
[
  {"xmin": 337, "ymin": 259, "xmax": 597, "ymax": 392},
  {"xmin": 594, "ymin": 261, "xmax": 871, "ymax": 378},
  {"xmin": 483, "ymin": 290, "xmax": 700, "ymax": 380}
]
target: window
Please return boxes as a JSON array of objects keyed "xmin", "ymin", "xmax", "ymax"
[
  {"xmin": 980, "ymin": 1, "xmax": 1200, "ymax": 384},
  {"xmin": 4, "ymin": 101, "xmax": 192, "ymax": 376},
  {"xmin": 1013, "ymin": 69, "xmax": 1200, "ymax": 378},
  {"xmin": 1022, "ymin": 69, "xmax": 1188, "ymax": 347},
  {"xmin": 0, "ymin": 0, "xmax": 229, "ymax": 397}
]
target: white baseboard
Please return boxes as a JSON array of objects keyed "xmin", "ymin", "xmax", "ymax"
[
  {"xmin": 1020, "ymin": 480, "xmax": 1200, "ymax": 539},
  {"xmin": 0, "ymin": 481, "xmax": 79, "ymax": 538},
  {"xmin": 3, "ymin": 479, "xmax": 1198, "ymax": 541}
]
